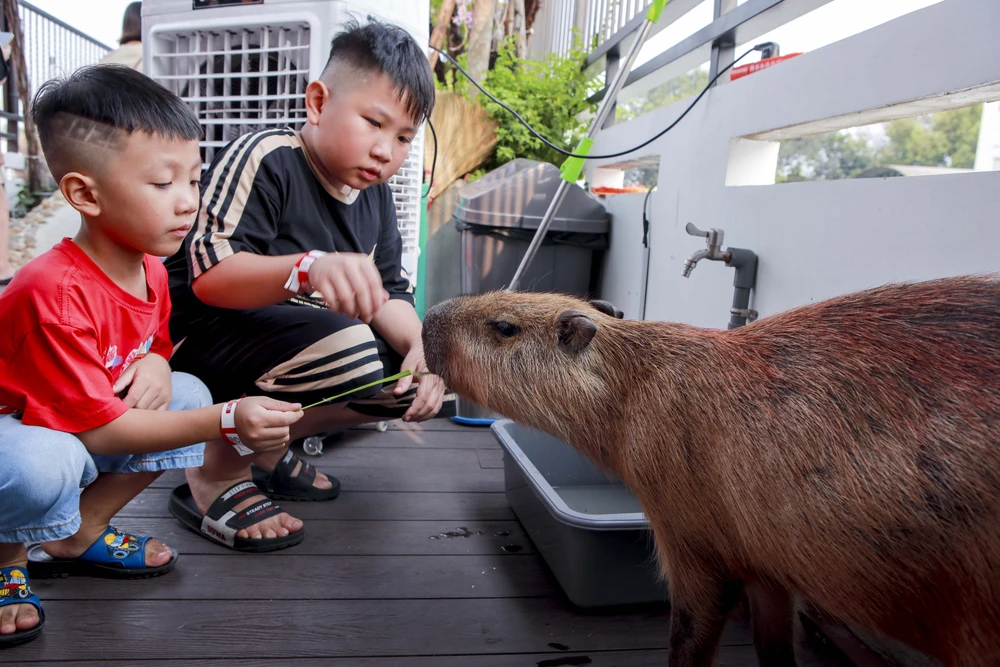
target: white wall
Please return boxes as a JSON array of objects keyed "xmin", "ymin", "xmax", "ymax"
[
  {"xmin": 974, "ymin": 102, "xmax": 1000, "ymax": 172},
  {"xmin": 595, "ymin": 192, "xmax": 650, "ymax": 320},
  {"xmin": 590, "ymin": 0, "xmax": 1000, "ymax": 329}
]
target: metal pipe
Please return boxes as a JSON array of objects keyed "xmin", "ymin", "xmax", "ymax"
[
  {"xmin": 507, "ymin": 18, "xmax": 655, "ymax": 292},
  {"xmin": 725, "ymin": 247, "xmax": 758, "ymax": 329}
]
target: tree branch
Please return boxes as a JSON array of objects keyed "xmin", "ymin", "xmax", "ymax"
[
  {"xmin": 428, "ymin": 0, "xmax": 458, "ymax": 70},
  {"xmin": 467, "ymin": 0, "xmax": 497, "ymax": 85}
]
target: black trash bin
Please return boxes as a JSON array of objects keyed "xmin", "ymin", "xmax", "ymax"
[{"xmin": 453, "ymin": 158, "xmax": 610, "ymax": 297}]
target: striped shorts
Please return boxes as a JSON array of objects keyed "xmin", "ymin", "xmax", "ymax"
[{"xmin": 169, "ymin": 300, "xmax": 417, "ymax": 418}]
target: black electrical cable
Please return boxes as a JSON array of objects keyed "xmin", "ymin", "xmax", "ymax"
[
  {"xmin": 641, "ymin": 184, "xmax": 653, "ymax": 248},
  {"xmin": 428, "ymin": 44, "xmax": 757, "ymax": 161},
  {"xmin": 422, "ymin": 115, "xmax": 438, "ymax": 198},
  {"xmin": 640, "ymin": 184, "xmax": 654, "ymax": 320}
]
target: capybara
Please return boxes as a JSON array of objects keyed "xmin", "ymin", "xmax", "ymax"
[{"xmin": 421, "ymin": 276, "xmax": 1000, "ymax": 667}]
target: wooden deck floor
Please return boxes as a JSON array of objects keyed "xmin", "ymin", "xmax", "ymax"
[{"xmin": 11, "ymin": 418, "xmax": 867, "ymax": 666}]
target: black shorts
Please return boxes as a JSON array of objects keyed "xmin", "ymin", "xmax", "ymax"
[{"xmin": 170, "ymin": 302, "xmax": 416, "ymax": 419}]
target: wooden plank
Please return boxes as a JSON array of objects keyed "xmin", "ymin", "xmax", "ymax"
[
  {"xmin": 117, "ymin": 489, "xmax": 516, "ymax": 521},
  {"xmin": 477, "ymin": 449, "xmax": 505, "ymax": 469},
  {"xmin": 353, "ymin": 417, "xmax": 490, "ymax": 433},
  {"xmin": 31, "ymin": 554, "xmax": 559, "ymax": 601},
  {"xmin": 150, "ymin": 447, "xmax": 504, "ymax": 493},
  {"xmin": 16, "ymin": 647, "xmax": 759, "ymax": 666},
  {"xmin": 7, "ymin": 598, "xmax": 757, "ymax": 662},
  {"xmin": 799, "ymin": 605, "xmax": 896, "ymax": 667},
  {"xmin": 107, "ymin": 518, "xmax": 536, "ymax": 556},
  {"xmin": 329, "ymin": 428, "xmax": 500, "ymax": 450},
  {"xmin": 14, "ymin": 635, "xmax": 854, "ymax": 666}
]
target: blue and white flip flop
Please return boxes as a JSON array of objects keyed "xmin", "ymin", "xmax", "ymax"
[
  {"xmin": 26, "ymin": 526, "xmax": 177, "ymax": 579},
  {"xmin": 0, "ymin": 566, "xmax": 44, "ymax": 648}
]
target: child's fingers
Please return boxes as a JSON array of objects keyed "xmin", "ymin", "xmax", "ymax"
[
  {"xmin": 363, "ymin": 263, "xmax": 385, "ymax": 312},
  {"xmin": 330, "ymin": 271, "xmax": 359, "ymax": 319},
  {"xmin": 113, "ymin": 364, "xmax": 138, "ymax": 394},
  {"xmin": 403, "ymin": 389, "xmax": 430, "ymax": 422},
  {"xmin": 124, "ymin": 379, "xmax": 152, "ymax": 409},
  {"xmin": 410, "ymin": 378, "xmax": 445, "ymax": 422},
  {"xmin": 348, "ymin": 265, "xmax": 374, "ymax": 323},
  {"xmin": 148, "ymin": 392, "xmax": 172, "ymax": 411},
  {"xmin": 257, "ymin": 397, "xmax": 304, "ymax": 413},
  {"xmin": 258, "ymin": 407, "xmax": 306, "ymax": 426},
  {"xmin": 132, "ymin": 385, "xmax": 158, "ymax": 410},
  {"xmin": 394, "ymin": 373, "xmax": 413, "ymax": 395},
  {"xmin": 254, "ymin": 427, "xmax": 293, "ymax": 444}
]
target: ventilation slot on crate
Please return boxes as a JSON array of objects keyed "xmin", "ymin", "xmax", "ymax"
[{"xmin": 151, "ymin": 23, "xmax": 311, "ymax": 166}]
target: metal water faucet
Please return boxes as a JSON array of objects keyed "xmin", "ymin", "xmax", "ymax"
[
  {"xmin": 682, "ymin": 222, "xmax": 728, "ymax": 277},
  {"xmin": 681, "ymin": 221, "xmax": 760, "ymax": 329}
]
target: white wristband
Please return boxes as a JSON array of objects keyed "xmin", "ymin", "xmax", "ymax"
[
  {"xmin": 220, "ymin": 399, "xmax": 254, "ymax": 456},
  {"xmin": 284, "ymin": 250, "xmax": 328, "ymax": 294}
]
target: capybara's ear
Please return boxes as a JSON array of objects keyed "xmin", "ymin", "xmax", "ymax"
[
  {"xmin": 557, "ymin": 310, "xmax": 598, "ymax": 354},
  {"xmin": 588, "ymin": 299, "xmax": 624, "ymax": 319}
]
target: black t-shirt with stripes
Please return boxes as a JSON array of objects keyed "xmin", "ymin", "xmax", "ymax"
[{"xmin": 165, "ymin": 128, "xmax": 413, "ymax": 339}]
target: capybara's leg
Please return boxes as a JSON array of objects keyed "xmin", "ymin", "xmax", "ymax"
[
  {"xmin": 667, "ymin": 571, "xmax": 744, "ymax": 667},
  {"xmin": 746, "ymin": 580, "xmax": 797, "ymax": 666}
]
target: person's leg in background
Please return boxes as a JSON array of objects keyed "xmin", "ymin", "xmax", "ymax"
[{"xmin": 0, "ymin": 155, "xmax": 14, "ymax": 286}]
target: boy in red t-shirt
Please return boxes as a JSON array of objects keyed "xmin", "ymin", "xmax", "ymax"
[{"xmin": 0, "ymin": 65, "xmax": 307, "ymax": 648}]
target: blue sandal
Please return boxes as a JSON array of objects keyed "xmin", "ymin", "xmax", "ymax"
[
  {"xmin": 25, "ymin": 526, "xmax": 177, "ymax": 579},
  {"xmin": 0, "ymin": 567, "xmax": 44, "ymax": 648}
]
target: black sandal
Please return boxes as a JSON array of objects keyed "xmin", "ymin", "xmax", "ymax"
[
  {"xmin": 252, "ymin": 449, "xmax": 341, "ymax": 502},
  {"xmin": 168, "ymin": 481, "xmax": 304, "ymax": 552}
]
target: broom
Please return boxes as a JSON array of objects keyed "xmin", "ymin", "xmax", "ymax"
[{"xmin": 424, "ymin": 91, "xmax": 499, "ymax": 201}]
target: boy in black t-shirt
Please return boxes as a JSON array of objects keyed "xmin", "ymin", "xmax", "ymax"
[{"xmin": 165, "ymin": 18, "xmax": 445, "ymax": 533}]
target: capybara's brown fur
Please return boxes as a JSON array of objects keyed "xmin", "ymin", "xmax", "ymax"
[{"xmin": 422, "ymin": 276, "xmax": 1000, "ymax": 667}]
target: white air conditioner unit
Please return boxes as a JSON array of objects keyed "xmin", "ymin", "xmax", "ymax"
[{"xmin": 142, "ymin": 0, "xmax": 429, "ymax": 285}]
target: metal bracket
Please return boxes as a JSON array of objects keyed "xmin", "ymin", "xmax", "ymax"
[{"xmin": 731, "ymin": 307, "xmax": 758, "ymax": 323}]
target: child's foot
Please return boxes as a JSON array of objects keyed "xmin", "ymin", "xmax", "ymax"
[
  {"xmin": 185, "ymin": 467, "xmax": 303, "ymax": 539},
  {"xmin": 257, "ymin": 449, "xmax": 335, "ymax": 489},
  {"xmin": 0, "ymin": 564, "xmax": 45, "ymax": 648},
  {"xmin": 28, "ymin": 526, "xmax": 178, "ymax": 579},
  {"xmin": 0, "ymin": 600, "xmax": 39, "ymax": 637},
  {"xmin": 252, "ymin": 450, "xmax": 340, "ymax": 502},
  {"xmin": 40, "ymin": 524, "xmax": 173, "ymax": 567}
]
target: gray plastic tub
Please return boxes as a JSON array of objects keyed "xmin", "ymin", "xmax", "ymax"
[{"xmin": 491, "ymin": 419, "xmax": 669, "ymax": 608}]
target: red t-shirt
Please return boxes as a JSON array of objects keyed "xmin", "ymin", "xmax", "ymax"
[{"xmin": 0, "ymin": 239, "xmax": 173, "ymax": 433}]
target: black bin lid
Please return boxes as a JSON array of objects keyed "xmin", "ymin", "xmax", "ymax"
[{"xmin": 453, "ymin": 159, "xmax": 609, "ymax": 234}]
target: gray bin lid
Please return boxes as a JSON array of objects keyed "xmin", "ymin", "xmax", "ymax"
[{"xmin": 453, "ymin": 158, "xmax": 609, "ymax": 234}]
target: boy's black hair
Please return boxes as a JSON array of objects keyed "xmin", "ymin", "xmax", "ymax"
[
  {"xmin": 31, "ymin": 64, "xmax": 202, "ymax": 176},
  {"xmin": 324, "ymin": 17, "xmax": 435, "ymax": 124}
]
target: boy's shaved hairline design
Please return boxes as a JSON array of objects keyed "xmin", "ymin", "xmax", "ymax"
[
  {"xmin": 44, "ymin": 113, "xmax": 130, "ymax": 179},
  {"xmin": 53, "ymin": 112, "xmax": 128, "ymax": 149},
  {"xmin": 31, "ymin": 63, "xmax": 203, "ymax": 181}
]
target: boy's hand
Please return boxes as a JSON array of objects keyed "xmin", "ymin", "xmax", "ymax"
[
  {"xmin": 114, "ymin": 353, "xmax": 173, "ymax": 411},
  {"xmin": 395, "ymin": 344, "xmax": 446, "ymax": 423},
  {"xmin": 307, "ymin": 253, "xmax": 389, "ymax": 323},
  {"xmin": 234, "ymin": 396, "xmax": 305, "ymax": 453}
]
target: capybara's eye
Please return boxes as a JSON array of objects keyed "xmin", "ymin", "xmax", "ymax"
[{"xmin": 489, "ymin": 320, "xmax": 521, "ymax": 338}]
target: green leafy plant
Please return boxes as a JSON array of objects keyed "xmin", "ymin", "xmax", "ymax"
[
  {"xmin": 14, "ymin": 183, "xmax": 50, "ymax": 218},
  {"xmin": 476, "ymin": 36, "xmax": 600, "ymax": 172}
]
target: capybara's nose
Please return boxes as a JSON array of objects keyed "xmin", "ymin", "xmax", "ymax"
[{"xmin": 422, "ymin": 300, "xmax": 455, "ymax": 376}]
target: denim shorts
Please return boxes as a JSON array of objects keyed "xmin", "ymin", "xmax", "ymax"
[{"xmin": 0, "ymin": 372, "xmax": 212, "ymax": 544}]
